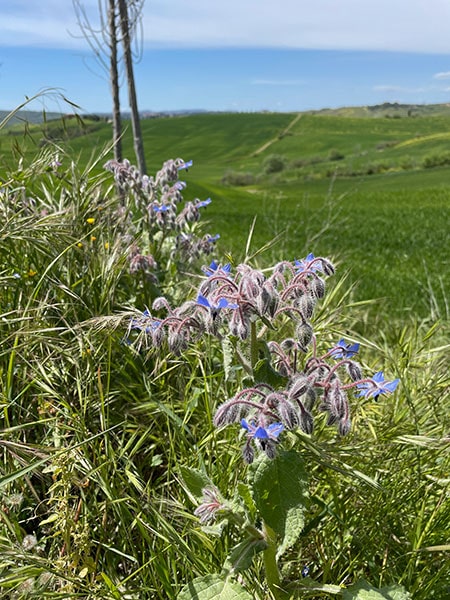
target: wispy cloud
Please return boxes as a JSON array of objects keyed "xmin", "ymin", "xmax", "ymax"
[
  {"xmin": 251, "ymin": 79, "xmax": 306, "ymax": 86},
  {"xmin": 2, "ymin": 1, "xmax": 450, "ymax": 52},
  {"xmin": 373, "ymin": 85, "xmax": 427, "ymax": 93},
  {"xmin": 433, "ymin": 71, "xmax": 450, "ymax": 79}
]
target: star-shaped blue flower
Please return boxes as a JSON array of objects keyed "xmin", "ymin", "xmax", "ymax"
[
  {"xmin": 197, "ymin": 294, "xmax": 238, "ymax": 319},
  {"xmin": 177, "ymin": 159, "xmax": 193, "ymax": 171},
  {"xmin": 294, "ymin": 252, "xmax": 318, "ymax": 273},
  {"xmin": 357, "ymin": 371, "xmax": 400, "ymax": 399},
  {"xmin": 240, "ymin": 419, "xmax": 284, "ymax": 441},
  {"xmin": 195, "ymin": 198, "xmax": 211, "ymax": 208},
  {"xmin": 202, "ymin": 260, "xmax": 231, "ymax": 276},
  {"xmin": 329, "ymin": 338, "xmax": 360, "ymax": 359}
]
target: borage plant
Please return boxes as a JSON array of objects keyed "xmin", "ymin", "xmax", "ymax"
[
  {"xmin": 127, "ymin": 254, "xmax": 408, "ymax": 600},
  {"xmin": 104, "ymin": 157, "xmax": 220, "ymax": 301}
]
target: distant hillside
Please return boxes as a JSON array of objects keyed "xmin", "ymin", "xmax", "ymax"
[
  {"xmin": 3, "ymin": 103, "xmax": 450, "ymax": 128},
  {"xmin": 308, "ymin": 102, "xmax": 450, "ymax": 118},
  {"xmin": 5, "ymin": 104, "xmax": 450, "ymax": 186},
  {"xmin": 0, "ymin": 109, "xmax": 63, "ymax": 127}
]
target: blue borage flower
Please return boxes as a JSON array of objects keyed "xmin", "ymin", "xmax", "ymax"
[
  {"xmin": 294, "ymin": 252, "xmax": 318, "ymax": 273},
  {"xmin": 357, "ymin": 371, "xmax": 400, "ymax": 399},
  {"xmin": 206, "ymin": 234, "xmax": 220, "ymax": 243},
  {"xmin": 240, "ymin": 419, "xmax": 284, "ymax": 461},
  {"xmin": 151, "ymin": 204, "xmax": 170, "ymax": 213},
  {"xmin": 195, "ymin": 198, "xmax": 211, "ymax": 208},
  {"xmin": 202, "ymin": 260, "xmax": 231, "ymax": 277},
  {"xmin": 177, "ymin": 159, "xmax": 193, "ymax": 171},
  {"xmin": 197, "ymin": 294, "xmax": 238, "ymax": 319},
  {"xmin": 130, "ymin": 309, "xmax": 162, "ymax": 334},
  {"xmin": 240, "ymin": 419, "xmax": 284, "ymax": 443},
  {"xmin": 329, "ymin": 338, "xmax": 360, "ymax": 359}
]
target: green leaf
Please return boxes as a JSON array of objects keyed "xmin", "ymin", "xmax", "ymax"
[
  {"xmin": 253, "ymin": 357, "xmax": 287, "ymax": 387},
  {"xmin": 342, "ymin": 580, "xmax": 412, "ymax": 600},
  {"xmin": 179, "ymin": 466, "xmax": 214, "ymax": 501},
  {"xmin": 100, "ymin": 573, "xmax": 122, "ymax": 600},
  {"xmin": 225, "ymin": 536, "xmax": 267, "ymax": 572},
  {"xmin": 236, "ymin": 482, "xmax": 256, "ymax": 520},
  {"xmin": 286, "ymin": 579, "xmax": 343, "ymax": 596},
  {"xmin": 178, "ymin": 574, "xmax": 253, "ymax": 600},
  {"xmin": 249, "ymin": 450, "xmax": 309, "ymax": 555},
  {"xmin": 277, "ymin": 504, "xmax": 307, "ymax": 558}
]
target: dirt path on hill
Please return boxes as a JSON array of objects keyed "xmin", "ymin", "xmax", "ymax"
[{"xmin": 252, "ymin": 112, "xmax": 302, "ymax": 156}]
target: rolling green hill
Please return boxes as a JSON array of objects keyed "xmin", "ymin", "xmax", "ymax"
[
  {"xmin": 1, "ymin": 107, "xmax": 449, "ymax": 321},
  {"xmin": 0, "ymin": 108, "xmax": 63, "ymax": 127}
]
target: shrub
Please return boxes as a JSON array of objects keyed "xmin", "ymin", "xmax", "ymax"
[
  {"xmin": 221, "ymin": 170, "xmax": 256, "ymax": 186},
  {"xmin": 327, "ymin": 148, "xmax": 345, "ymax": 161},
  {"xmin": 422, "ymin": 152, "xmax": 450, "ymax": 168},
  {"xmin": 262, "ymin": 153, "xmax": 287, "ymax": 174}
]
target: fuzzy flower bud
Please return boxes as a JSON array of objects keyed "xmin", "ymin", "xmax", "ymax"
[
  {"xmin": 152, "ymin": 296, "xmax": 170, "ymax": 311},
  {"xmin": 299, "ymin": 408, "xmax": 314, "ymax": 434},
  {"xmin": 338, "ymin": 418, "xmax": 352, "ymax": 436},
  {"xmin": 242, "ymin": 442, "xmax": 255, "ymax": 464},
  {"xmin": 310, "ymin": 277, "xmax": 326, "ymax": 298},
  {"xmin": 346, "ymin": 360, "xmax": 363, "ymax": 382},
  {"xmin": 296, "ymin": 321, "xmax": 314, "ymax": 351},
  {"xmin": 277, "ymin": 399, "xmax": 300, "ymax": 429},
  {"xmin": 296, "ymin": 293, "xmax": 316, "ymax": 320},
  {"xmin": 288, "ymin": 374, "xmax": 311, "ymax": 400},
  {"xmin": 214, "ymin": 399, "xmax": 241, "ymax": 426},
  {"xmin": 321, "ymin": 259, "xmax": 335, "ymax": 276}
]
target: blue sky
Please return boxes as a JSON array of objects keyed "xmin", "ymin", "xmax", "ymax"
[{"xmin": 2, "ymin": 1, "xmax": 450, "ymax": 114}]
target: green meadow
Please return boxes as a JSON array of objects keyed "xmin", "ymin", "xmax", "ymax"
[
  {"xmin": 0, "ymin": 108, "xmax": 449, "ymax": 598},
  {"xmin": 3, "ymin": 109, "xmax": 448, "ymax": 320}
]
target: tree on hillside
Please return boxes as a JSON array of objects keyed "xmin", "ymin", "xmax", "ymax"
[{"xmin": 72, "ymin": 0, "xmax": 146, "ymax": 173}]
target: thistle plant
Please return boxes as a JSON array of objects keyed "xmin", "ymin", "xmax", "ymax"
[{"xmin": 126, "ymin": 253, "xmax": 404, "ymax": 600}]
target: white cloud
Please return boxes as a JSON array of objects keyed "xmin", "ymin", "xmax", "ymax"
[
  {"xmin": 433, "ymin": 71, "xmax": 450, "ymax": 79},
  {"xmin": 2, "ymin": 1, "xmax": 450, "ymax": 53}
]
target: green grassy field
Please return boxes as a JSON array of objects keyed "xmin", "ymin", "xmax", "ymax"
[{"xmin": 1, "ymin": 110, "xmax": 449, "ymax": 321}]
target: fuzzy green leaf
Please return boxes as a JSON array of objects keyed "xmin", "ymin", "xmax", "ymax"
[
  {"xmin": 225, "ymin": 536, "xmax": 267, "ymax": 572},
  {"xmin": 236, "ymin": 482, "xmax": 256, "ymax": 519},
  {"xmin": 342, "ymin": 580, "xmax": 412, "ymax": 600},
  {"xmin": 249, "ymin": 450, "xmax": 308, "ymax": 554},
  {"xmin": 179, "ymin": 466, "xmax": 214, "ymax": 501},
  {"xmin": 253, "ymin": 357, "xmax": 288, "ymax": 387},
  {"xmin": 178, "ymin": 574, "xmax": 253, "ymax": 600}
]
